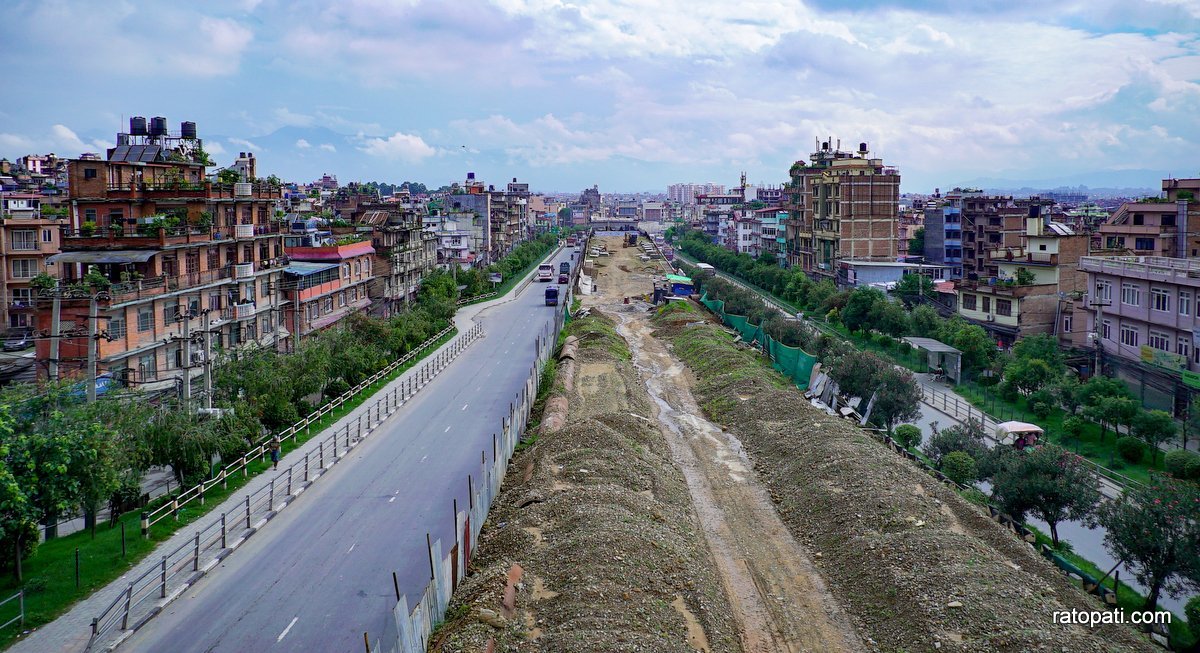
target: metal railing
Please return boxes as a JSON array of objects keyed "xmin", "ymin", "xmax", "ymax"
[
  {"xmin": 0, "ymin": 590, "xmax": 24, "ymax": 631},
  {"xmin": 87, "ymin": 323, "xmax": 481, "ymax": 648}
]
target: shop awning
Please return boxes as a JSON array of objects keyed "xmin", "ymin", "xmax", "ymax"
[{"xmin": 47, "ymin": 250, "xmax": 157, "ymax": 265}]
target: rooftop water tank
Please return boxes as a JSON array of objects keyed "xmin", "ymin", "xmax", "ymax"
[
  {"xmin": 180, "ymin": 121, "xmax": 197, "ymax": 139},
  {"xmin": 149, "ymin": 117, "xmax": 168, "ymax": 137},
  {"xmin": 130, "ymin": 116, "xmax": 148, "ymax": 136}
]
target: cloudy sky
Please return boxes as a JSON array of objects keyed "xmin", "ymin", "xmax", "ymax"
[{"xmin": 1, "ymin": 0, "xmax": 1197, "ymax": 193}]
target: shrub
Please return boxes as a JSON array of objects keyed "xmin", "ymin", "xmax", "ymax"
[
  {"xmin": 1185, "ymin": 596, "xmax": 1200, "ymax": 635},
  {"xmin": 1186, "ymin": 455, "xmax": 1200, "ymax": 481},
  {"xmin": 941, "ymin": 451, "xmax": 978, "ymax": 486},
  {"xmin": 893, "ymin": 424, "xmax": 922, "ymax": 450},
  {"xmin": 1115, "ymin": 436, "xmax": 1145, "ymax": 464},
  {"xmin": 977, "ymin": 374, "xmax": 1000, "ymax": 387},
  {"xmin": 1164, "ymin": 450, "xmax": 1198, "ymax": 479}
]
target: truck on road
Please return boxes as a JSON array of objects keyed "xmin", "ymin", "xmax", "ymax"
[
  {"xmin": 559, "ymin": 261, "xmax": 570, "ymax": 275},
  {"xmin": 538, "ymin": 263, "xmax": 554, "ymax": 282},
  {"xmin": 545, "ymin": 286, "xmax": 559, "ymax": 306}
]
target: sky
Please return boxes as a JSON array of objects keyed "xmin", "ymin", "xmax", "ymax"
[{"xmin": 1, "ymin": 0, "xmax": 1198, "ymax": 194}]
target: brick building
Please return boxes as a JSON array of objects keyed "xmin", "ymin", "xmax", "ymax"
[{"xmin": 0, "ymin": 193, "xmax": 62, "ymax": 329}]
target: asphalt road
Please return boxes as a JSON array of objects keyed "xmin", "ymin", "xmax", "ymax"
[{"xmin": 119, "ymin": 248, "xmax": 575, "ymax": 653}]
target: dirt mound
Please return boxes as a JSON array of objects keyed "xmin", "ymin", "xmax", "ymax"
[
  {"xmin": 654, "ymin": 318, "xmax": 1157, "ymax": 653},
  {"xmin": 430, "ymin": 314, "xmax": 740, "ymax": 653}
]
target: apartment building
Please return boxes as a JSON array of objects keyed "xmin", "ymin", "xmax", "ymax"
[
  {"xmin": 667, "ymin": 183, "xmax": 725, "ymax": 205},
  {"xmin": 282, "ymin": 229, "xmax": 374, "ymax": 340},
  {"xmin": 955, "ymin": 211, "xmax": 1087, "ymax": 348},
  {"xmin": 757, "ymin": 208, "xmax": 786, "ymax": 260},
  {"xmin": 37, "ymin": 118, "xmax": 285, "ymax": 392},
  {"xmin": 1094, "ymin": 179, "xmax": 1200, "ymax": 257},
  {"xmin": 782, "ymin": 140, "xmax": 900, "ymax": 278},
  {"xmin": 921, "ymin": 190, "xmax": 1037, "ymax": 281},
  {"xmin": 0, "ymin": 193, "xmax": 62, "ymax": 328},
  {"xmin": 358, "ymin": 205, "xmax": 436, "ymax": 316},
  {"xmin": 1081, "ymin": 255, "xmax": 1200, "ymax": 413}
]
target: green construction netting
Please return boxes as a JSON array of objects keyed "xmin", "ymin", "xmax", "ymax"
[{"xmin": 699, "ymin": 291, "xmax": 818, "ymax": 391}]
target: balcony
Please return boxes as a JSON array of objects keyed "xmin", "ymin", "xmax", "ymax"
[
  {"xmin": 988, "ymin": 248, "xmax": 1059, "ymax": 266},
  {"xmin": 8, "ymin": 241, "xmax": 41, "ymax": 252},
  {"xmin": 100, "ymin": 266, "xmax": 235, "ymax": 304},
  {"xmin": 1080, "ymin": 256, "xmax": 1200, "ymax": 286},
  {"xmin": 234, "ymin": 262, "xmax": 255, "ymax": 279},
  {"xmin": 234, "ymin": 302, "xmax": 257, "ymax": 320},
  {"xmin": 62, "ymin": 225, "xmax": 216, "ymax": 250},
  {"xmin": 234, "ymin": 223, "xmax": 255, "ymax": 239}
]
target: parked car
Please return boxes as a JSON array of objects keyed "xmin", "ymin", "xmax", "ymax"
[{"xmin": 2, "ymin": 328, "xmax": 33, "ymax": 352}]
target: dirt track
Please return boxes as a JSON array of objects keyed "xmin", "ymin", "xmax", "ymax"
[{"xmin": 586, "ymin": 238, "xmax": 863, "ymax": 652}]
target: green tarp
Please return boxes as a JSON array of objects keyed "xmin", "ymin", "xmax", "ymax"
[{"xmin": 699, "ymin": 291, "xmax": 818, "ymax": 391}]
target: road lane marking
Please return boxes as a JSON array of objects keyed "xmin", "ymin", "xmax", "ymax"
[
  {"xmin": 461, "ymin": 403, "xmax": 468, "ymax": 411},
  {"xmin": 444, "ymin": 426, "xmax": 451, "ymax": 432},
  {"xmin": 277, "ymin": 617, "xmax": 299, "ymax": 642},
  {"xmin": 347, "ymin": 543, "xmax": 356, "ymax": 554},
  {"xmin": 421, "ymin": 455, "xmax": 428, "ymax": 462},
  {"xmin": 388, "ymin": 496, "xmax": 396, "ymax": 503}
]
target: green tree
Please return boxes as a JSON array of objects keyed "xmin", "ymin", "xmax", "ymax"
[
  {"xmin": 894, "ymin": 273, "xmax": 934, "ymax": 307},
  {"xmin": 1003, "ymin": 357, "xmax": 1057, "ymax": 396},
  {"xmin": 869, "ymin": 366, "xmax": 923, "ymax": 432},
  {"xmin": 941, "ymin": 451, "xmax": 977, "ymax": 485},
  {"xmin": 939, "ymin": 320, "xmax": 995, "ymax": 372},
  {"xmin": 1011, "ymin": 334, "xmax": 1064, "ymax": 370},
  {"xmin": 1061, "ymin": 415, "xmax": 1086, "ymax": 450},
  {"xmin": 1096, "ymin": 477, "xmax": 1200, "ymax": 612},
  {"xmin": 1132, "ymin": 410, "xmax": 1176, "ymax": 466},
  {"xmin": 989, "ymin": 445, "xmax": 1101, "ymax": 547},
  {"xmin": 0, "ymin": 406, "xmax": 38, "ymax": 581},
  {"xmin": 907, "ymin": 226, "xmax": 925, "ymax": 255},
  {"xmin": 922, "ymin": 418, "xmax": 989, "ymax": 469},
  {"xmin": 1014, "ymin": 267, "xmax": 1037, "ymax": 285},
  {"xmin": 829, "ymin": 350, "xmax": 886, "ymax": 400},
  {"xmin": 893, "ymin": 424, "xmax": 922, "ymax": 450},
  {"xmin": 1052, "ymin": 375, "xmax": 1083, "ymax": 415},
  {"xmin": 875, "ymin": 301, "xmax": 911, "ymax": 337},
  {"xmin": 557, "ymin": 207, "xmax": 572, "ymax": 223},
  {"xmin": 218, "ymin": 169, "xmax": 241, "ymax": 185},
  {"xmin": 841, "ymin": 287, "xmax": 885, "ymax": 333},
  {"xmin": 910, "ymin": 304, "xmax": 941, "ymax": 337}
]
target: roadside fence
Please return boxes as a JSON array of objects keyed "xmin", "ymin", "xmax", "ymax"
[
  {"xmin": 0, "ymin": 590, "xmax": 23, "ymax": 632},
  {"xmin": 369, "ymin": 263, "xmax": 572, "ymax": 653},
  {"xmin": 86, "ymin": 324, "xmax": 484, "ymax": 651}
]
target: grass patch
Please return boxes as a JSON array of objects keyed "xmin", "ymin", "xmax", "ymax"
[
  {"xmin": 0, "ymin": 327, "xmax": 457, "ymax": 649},
  {"xmin": 1026, "ymin": 525, "xmax": 1196, "ymax": 649},
  {"xmin": 955, "ymin": 383, "xmax": 1161, "ymax": 487}
]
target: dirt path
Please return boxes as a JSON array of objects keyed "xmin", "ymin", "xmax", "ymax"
[{"xmin": 585, "ymin": 237, "xmax": 863, "ymax": 653}]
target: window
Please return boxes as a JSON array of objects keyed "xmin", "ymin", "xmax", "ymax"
[
  {"xmin": 1152, "ymin": 288, "xmax": 1170, "ymax": 312},
  {"xmin": 137, "ymin": 307, "xmax": 154, "ymax": 332},
  {"xmin": 41, "ymin": 229, "xmax": 52, "ymax": 243},
  {"xmin": 1102, "ymin": 319, "xmax": 1112, "ymax": 341},
  {"xmin": 1133, "ymin": 213, "xmax": 1144, "ymax": 226},
  {"xmin": 209, "ymin": 293, "xmax": 222, "ymax": 311},
  {"xmin": 83, "ymin": 168, "xmax": 97, "ymax": 180},
  {"xmin": 1163, "ymin": 215, "xmax": 1176, "ymax": 227},
  {"xmin": 207, "ymin": 249, "xmax": 220, "ymax": 270},
  {"xmin": 1095, "ymin": 280, "xmax": 1112, "ymax": 302},
  {"xmin": 1149, "ymin": 331, "xmax": 1170, "ymax": 351},
  {"xmin": 982, "ymin": 296, "xmax": 991, "ymax": 313},
  {"xmin": 323, "ymin": 297, "xmax": 333, "ymax": 313},
  {"xmin": 1178, "ymin": 338, "xmax": 1190, "ymax": 360},
  {"xmin": 163, "ymin": 304, "xmax": 181, "ymax": 325},
  {"xmin": 11, "ymin": 259, "xmax": 36, "ymax": 278},
  {"xmin": 261, "ymin": 279, "xmax": 271, "ymax": 297},
  {"xmin": 11, "ymin": 288, "xmax": 31, "ymax": 306},
  {"xmin": 338, "ymin": 292, "xmax": 346, "ymax": 307},
  {"xmin": 1062, "ymin": 315, "xmax": 1072, "ymax": 332},
  {"xmin": 996, "ymin": 299, "xmax": 1012, "ymax": 316},
  {"xmin": 11, "ymin": 230, "xmax": 36, "ymax": 250},
  {"xmin": 137, "ymin": 353, "xmax": 155, "ymax": 380},
  {"xmin": 167, "ymin": 347, "xmax": 181, "ymax": 370},
  {"xmin": 1181, "ymin": 291, "xmax": 1192, "ymax": 316},
  {"xmin": 1120, "ymin": 324, "xmax": 1139, "ymax": 347},
  {"xmin": 1136, "ymin": 238, "xmax": 1155, "ymax": 251},
  {"xmin": 1121, "ymin": 283, "xmax": 1141, "ymax": 306},
  {"xmin": 109, "ymin": 315, "xmax": 126, "ymax": 339},
  {"xmin": 84, "ymin": 208, "xmax": 96, "ymax": 222},
  {"xmin": 343, "ymin": 264, "xmax": 351, "ymax": 279}
]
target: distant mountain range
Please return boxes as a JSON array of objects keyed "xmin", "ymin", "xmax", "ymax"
[{"xmin": 951, "ymin": 168, "xmax": 1180, "ymax": 198}]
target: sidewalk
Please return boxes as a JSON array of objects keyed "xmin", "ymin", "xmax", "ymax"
[{"xmin": 8, "ymin": 263, "xmax": 546, "ymax": 653}]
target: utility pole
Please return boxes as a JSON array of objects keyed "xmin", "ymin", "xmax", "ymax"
[
  {"xmin": 1093, "ymin": 291, "xmax": 1108, "ymax": 377},
  {"xmin": 180, "ymin": 309, "xmax": 192, "ymax": 406},
  {"xmin": 49, "ymin": 289, "xmax": 61, "ymax": 381},
  {"xmin": 86, "ymin": 294, "xmax": 98, "ymax": 403},
  {"xmin": 202, "ymin": 309, "xmax": 213, "ymax": 410}
]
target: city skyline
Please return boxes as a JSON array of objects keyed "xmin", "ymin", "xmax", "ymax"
[{"xmin": 1, "ymin": 0, "xmax": 1198, "ymax": 192}]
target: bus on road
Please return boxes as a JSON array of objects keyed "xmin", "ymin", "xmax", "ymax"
[{"xmin": 537, "ymin": 263, "xmax": 555, "ymax": 282}]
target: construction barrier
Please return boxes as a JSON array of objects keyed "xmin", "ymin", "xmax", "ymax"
[{"xmin": 698, "ymin": 291, "xmax": 818, "ymax": 391}]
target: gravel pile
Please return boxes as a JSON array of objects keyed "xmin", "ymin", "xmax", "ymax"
[
  {"xmin": 431, "ymin": 312, "xmax": 740, "ymax": 653},
  {"xmin": 653, "ymin": 307, "xmax": 1157, "ymax": 653}
]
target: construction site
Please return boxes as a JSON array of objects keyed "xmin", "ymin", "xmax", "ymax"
[{"xmin": 428, "ymin": 235, "xmax": 1159, "ymax": 653}]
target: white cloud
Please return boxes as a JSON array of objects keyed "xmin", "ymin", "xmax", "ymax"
[
  {"xmin": 0, "ymin": 124, "xmax": 109, "ymax": 158},
  {"xmin": 319, "ymin": 143, "xmax": 337, "ymax": 152},
  {"xmin": 205, "ymin": 141, "xmax": 227, "ymax": 156},
  {"xmin": 359, "ymin": 132, "xmax": 436, "ymax": 161},
  {"xmin": 228, "ymin": 138, "xmax": 262, "ymax": 151},
  {"xmin": 295, "ymin": 139, "xmax": 311, "ymax": 149}
]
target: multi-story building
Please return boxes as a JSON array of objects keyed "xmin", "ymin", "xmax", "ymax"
[
  {"xmin": 641, "ymin": 201, "xmax": 665, "ymax": 221},
  {"xmin": 1094, "ymin": 179, "xmax": 1200, "ymax": 258},
  {"xmin": 0, "ymin": 193, "xmax": 63, "ymax": 328},
  {"xmin": 667, "ymin": 183, "xmax": 725, "ymax": 205},
  {"xmin": 359, "ymin": 205, "xmax": 436, "ymax": 315},
  {"xmin": 954, "ymin": 210, "xmax": 1087, "ymax": 348},
  {"xmin": 756, "ymin": 208, "xmax": 787, "ymax": 260},
  {"xmin": 282, "ymin": 228, "xmax": 375, "ymax": 340},
  {"xmin": 782, "ymin": 140, "xmax": 900, "ymax": 278},
  {"xmin": 38, "ymin": 118, "xmax": 285, "ymax": 394},
  {"xmin": 897, "ymin": 208, "xmax": 924, "ymax": 261}
]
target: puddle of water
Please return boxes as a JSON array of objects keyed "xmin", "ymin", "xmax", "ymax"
[{"xmin": 672, "ymin": 595, "xmax": 712, "ymax": 653}]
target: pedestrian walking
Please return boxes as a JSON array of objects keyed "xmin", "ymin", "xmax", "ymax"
[{"xmin": 270, "ymin": 436, "xmax": 281, "ymax": 470}]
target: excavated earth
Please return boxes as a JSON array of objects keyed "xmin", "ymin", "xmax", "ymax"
[
  {"xmin": 428, "ymin": 308, "xmax": 741, "ymax": 653},
  {"xmin": 650, "ymin": 303, "xmax": 1159, "ymax": 653}
]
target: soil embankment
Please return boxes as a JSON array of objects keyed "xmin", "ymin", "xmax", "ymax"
[
  {"xmin": 429, "ymin": 308, "xmax": 741, "ymax": 652},
  {"xmin": 650, "ymin": 302, "xmax": 1158, "ymax": 652}
]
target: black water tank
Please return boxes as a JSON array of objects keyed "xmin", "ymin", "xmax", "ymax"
[
  {"xmin": 467, "ymin": 172, "xmax": 476, "ymax": 180},
  {"xmin": 822, "ymin": 141, "xmax": 830, "ymax": 151},
  {"xmin": 130, "ymin": 116, "xmax": 148, "ymax": 136},
  {"xmin": 180, "ymin": 121, "xmax": 197, "ymax": 139},
  {"xmin": 858, "ymin": 142, "xmax": 868, "ymax": 153},
  {"xmin": 1029, "ymin": 204, "xmax": 1041, "ymax": 218},
  {"xmin": 150, "ymin": 117, "xmax": 168, "ymax": 136}
]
